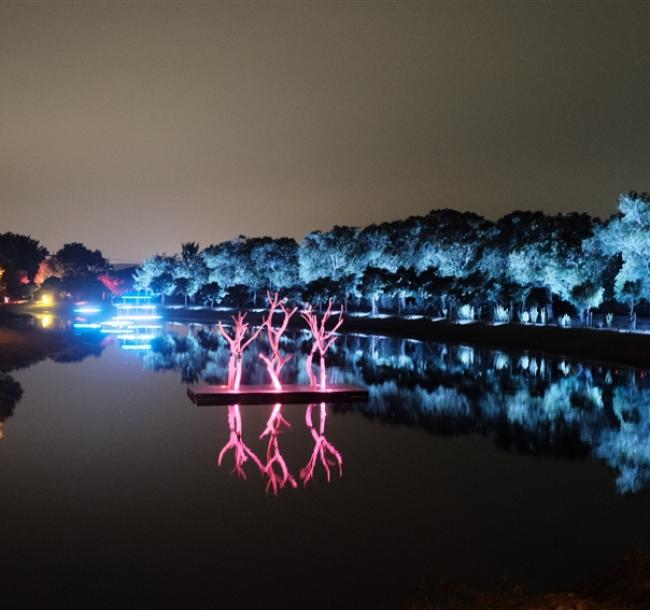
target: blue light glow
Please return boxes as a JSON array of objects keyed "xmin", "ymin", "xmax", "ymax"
[{"xmin": 74, "ymin": 307, "xmax": 102, "ymax": 314}]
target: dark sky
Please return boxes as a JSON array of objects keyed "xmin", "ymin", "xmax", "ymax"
[{"xmin": 2, "ymin": 1, "xmax": 650, "ymax": 263}]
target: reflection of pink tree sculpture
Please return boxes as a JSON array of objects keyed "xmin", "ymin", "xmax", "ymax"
[
  {"xmin": 260, "ymin": 403, "xmax": 297, "ymax": 495},
  {"xmin": 301, "ymin": 299, "xmax": 344, "ymax": 389},
  {"xmin": 218, "ymin": 404, "xmax": 264, "ymax": 479},
  {"xmin": 259, "ymin": 292, "xmax": 297, "ymax": 390},
  {"xmin": 300, "ymin": 403, "xmax": 343, "ymax": 485},
  {"xmin": 218, "ymin": 313, "xmax": 262, "ymax": 390}
]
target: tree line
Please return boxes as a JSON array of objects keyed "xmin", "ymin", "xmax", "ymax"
[
  {"xmin": 0, "ymin": 238, "xmax": 132, "ymax": 301},
  {"xmin": 2, "ymin": 191, "xmax": 650, "ymax": 325},
  {"xmin": 132, "ymin": 191, "xmax": 650, "ymax": 325}
]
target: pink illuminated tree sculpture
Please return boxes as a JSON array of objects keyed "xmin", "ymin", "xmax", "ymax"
[
  {"xmin": 260, "ymin": 403, "xmax": 297, "ymax": 495},
  {"xmin": 217, "ymin": 312, "xmax": 262, "ymax": 390},
  {"xmin": 217, "ymin": 404, "xmax": 264, "ymax": 479},
  {"xmin": 301, "ymin": 299, "xmax": 344, "ymax": 389},
  {"xmin": 300, "ymin": 403, "xmax": 343, "ymax": 485},
  {"xmin": 259, "ymin": 291, "xmax": 297, "ymax": 390}
]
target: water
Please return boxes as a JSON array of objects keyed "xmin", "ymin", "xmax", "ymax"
[{"xmin": 2, "ymin": 321, "xmax": 650, "ymax": 609}]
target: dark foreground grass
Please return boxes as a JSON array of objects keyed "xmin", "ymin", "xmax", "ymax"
[{"xmin": 402, "ymin": 556, "xmax": 650, "ymax": 610}]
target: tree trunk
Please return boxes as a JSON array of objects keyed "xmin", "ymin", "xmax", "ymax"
[
  {"xmin": 546, "ymin": 288, "xmax": 554, "ymax": 320},
  {"xmin": 305, "ymin": 349, "xmax": 316, "ymax": 386},
  {"xmin": 319, "ymin": 353, "xmax": 327, "ymax": 390},
  {"xmin": 233, "ymin": 358, "xmax": 243, "ymax": 391},
  {"xmin": 227, "ymin": 355, "xmax": 236, "ymax": 388}
]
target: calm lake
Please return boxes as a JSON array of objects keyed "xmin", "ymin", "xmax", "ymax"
[{"xmin": 2, "ymin": 318, "xmax": 650, "ymax": 609}]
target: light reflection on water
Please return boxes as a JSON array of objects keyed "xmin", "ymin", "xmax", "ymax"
[
  {"xmin": 3, "ymin": 319, "xmax": 650, "ymax": 608},
  {"xmin": 138, "ymin": 324, "xmax": 650, "ymax": 495},
  {"xmin": 217, "ymin": 402, "xmax": 342, "ymax": 495}
]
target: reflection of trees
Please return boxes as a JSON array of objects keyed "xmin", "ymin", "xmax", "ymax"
[
  {"xmin": 146, "ymin": 328, "xmax": 650, "ymax": 493},
  {"xmin": 260, "ymin": 404, "xmax": 297, "ymax": 494},
  {"xmin": 301, "ymin": 403, "xmax": 343, "ymax": 485},
  {"xmin": 0, "ymin": 327, "xmax": 105, "ymax": 439},
  {"xmin": 51, "ymin": 338, "xmax": 105, "ymax": 363},
  {"xmin": 217, "ymin": 405, "xmax": 264, "ymax": 479},
  {"xmin": 0, "ymin": 372, "xmax": 23, "ymax": 439}
]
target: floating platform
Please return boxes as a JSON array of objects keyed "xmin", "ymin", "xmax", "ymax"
[{"xmin": 187, "ymin": 383, "xmax": 369, "ymax": 406}]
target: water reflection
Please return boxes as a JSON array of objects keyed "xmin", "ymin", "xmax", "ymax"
[
  {"xmin": 0, "ymin": 372, "xmax": 23, "ymax": 440},
  {"xmin": 217, "ymin": 404, "xmax": 264, "ymax": 480},
  {"xmin": 260, "ymin": 403, "xmax": 297, "ymax": 493},
  {"xmin": 0, "ymin": 326, "xmax": 107, "ymax": 439},
  {"xmin": 144, "ymin": 328, "xmax": 650, "ymax": 494},
  {"xmin": 301, "ymin": 403, "xmax": 343, "ymax": 485},
  {"xmin": 217, "ymin": 402, "xmax": 343, "ymax": 495}
]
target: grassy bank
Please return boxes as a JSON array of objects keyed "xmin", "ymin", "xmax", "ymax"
[{"xmin": 165, "ymin": 306, "xmax": 650, "ymax": 369}]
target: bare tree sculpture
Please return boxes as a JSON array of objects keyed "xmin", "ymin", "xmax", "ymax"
[
  {"xmin": 217, "ymin": 404, "xmax": 264, "ymax": 479},
  {"xmin": 260, "ymin": 403, "xmax": 297, "ymax": 495},
  {"xmin": 301, "ymin": 299, "xmax": 344, "ymax": 389},
  {"xmin": 218, "ymin": 312, "xmax": 262, "ymax": 390},
  {"xmin": 259, "ymin": 292, "xmax": 297, "ymax": 390},
  {"xmin": 300, "ymin": 403, "xmax": 343, "ymax": 485}
]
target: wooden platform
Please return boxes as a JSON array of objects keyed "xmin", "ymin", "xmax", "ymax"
[{"xmin": 187, "ymin": 383, "xmax": 369, "ymax": 405}]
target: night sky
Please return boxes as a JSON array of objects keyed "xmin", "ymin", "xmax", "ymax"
[{"xmin": 2, "ymin": 1, "xmax": 650, "ymax": 263}]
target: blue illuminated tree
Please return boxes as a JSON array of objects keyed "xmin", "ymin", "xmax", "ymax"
[
  {"xmin": 358, "ymin": 267, "xmax": 391, "ymax": 316},
  {"xmin": 594, "ymin": 192, "xmax": 650, "ymax": 315},
  {"xmin": 198, "ymin": 282, "xmax": 226, "ymax": 309},
  {"xmin": 250, "ymin": 237, "xmax": 299, "ymax": 293},
  {"xmin": 133, "ymin": 254, "xmax": 176, "ymax": 299},
  {"xmin": 173, "ymin": 242, "xmax": 208, "ymax": 306},
  {"xmin": 414, "ymin": 210, "xmax": 490, "ymax": 277},
  {"xmin": 299, "ymin": 226, "xmax": 361, "ymax": 283},
  {"xmin": 202, "ymin": 237, "xmax": 255, "ymax": 296},
  {"xmin": 569, "ymin": 280, "xmax": 604, "ymax": 325}
]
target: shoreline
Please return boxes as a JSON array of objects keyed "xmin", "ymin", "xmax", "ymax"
[
  {"xmin": 3, "ymin": 302, "xmax": 650, "ymax": 369},
  {"xmin": 164, "ymin": 306, "xmax": 650, "ymax": 370}
]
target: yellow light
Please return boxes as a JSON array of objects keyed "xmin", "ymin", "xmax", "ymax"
[
  {"xmin": 40, "ymin": 294, "xmax": 53, "ymax": 306},
  {"xmin": 41, "ymin": 314, "xmax": 53, "ymax": 329}
]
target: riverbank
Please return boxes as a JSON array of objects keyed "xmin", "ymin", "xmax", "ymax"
[
  {"xmin": 164, "ymin": 306, "xmax": 650, "ymax": 369},
  {"xmin": 3, "ymin": 301, "xmax": 650, "ymax": 369}
]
